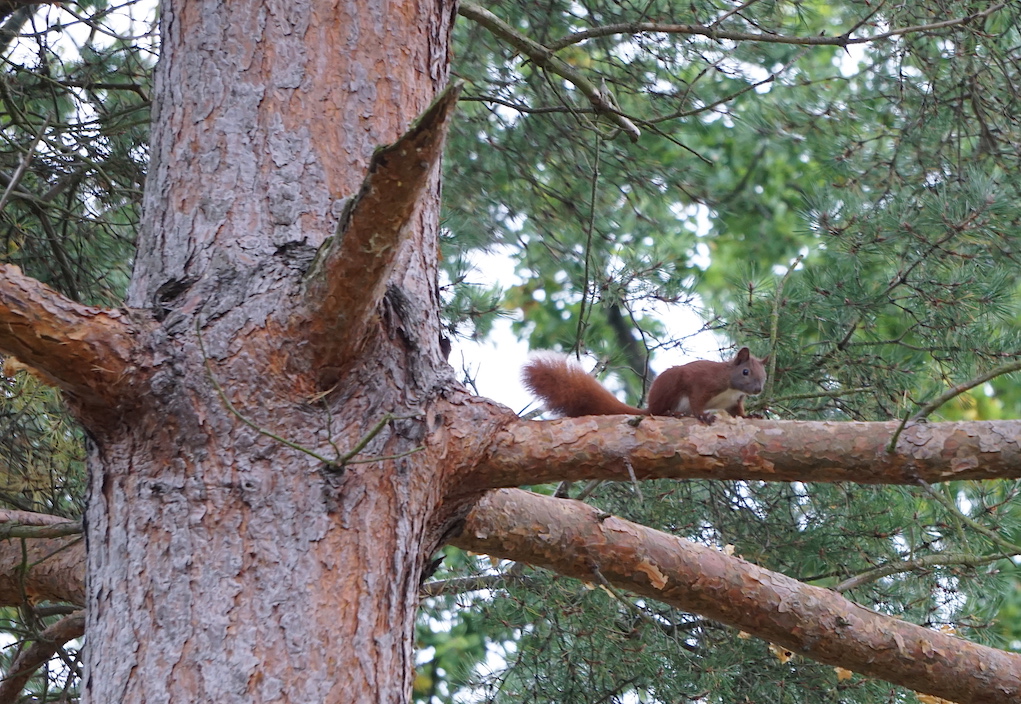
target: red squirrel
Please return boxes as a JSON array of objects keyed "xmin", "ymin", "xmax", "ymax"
[{"xmin": 522, "ymin": 347, "xmax": 767, "ymax": 423}]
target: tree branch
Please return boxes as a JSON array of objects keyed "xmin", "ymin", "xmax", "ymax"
[
  {"xmin": 458, "ymin": 3, "xmax": 641, "ymax": 141},
  {"xmin": 469, "ymin": 416, "xmax": 1021, "ymax": 490},
  {"xmin": 833, "ymin": 551, "xmax": 1012, "ymax": 593},
  {"xmin": 303, "ymin": 82, "xmax": 461, "ymax": 386},
  {"xmin": 911, "ymin": 359, "xmax": 1021, "ymax": 422},
  {"xmin": 452, "ymin": 489, "xmax": 1021, "ymax": 704},
  {"xmin": 0, "ymin": 611, "xmax": 84, "ymax": 704},
  {"xmin": 0, "ymin": 510, "xmax": 72, "ymax": 527},
  {"xmin": 0, "ymin": 520, "xmax": 81, "ymax": 540},
  {"xmin": 0, "ymin": 264, "xmax": 145, "ymax": 414},
  {"xmin": 543, "ymin": 3, "xmax": 1007, "ymax": 51},
  {"xmin": 0, "ymin": 534, "xmax": 84, "ymax": 606}
]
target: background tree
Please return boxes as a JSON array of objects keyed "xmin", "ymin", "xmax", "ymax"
[{"xmin": 0, "ymin": 0, "xmax": 1018, "ymax": 703}]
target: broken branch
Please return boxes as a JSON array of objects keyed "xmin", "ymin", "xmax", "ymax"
[{"xmin": 304, "ymin": 83, "xmax": 461, "ymax": 385}]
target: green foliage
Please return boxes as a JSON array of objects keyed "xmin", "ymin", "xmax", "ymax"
[
  {"xmin": 0, "ymin": 370, "xmax": 86, "ymax": 517},
  {"xmin": 428, "ymin": 0, "xmax": 1021, "ymax": 701},
  {"xmin": 0, "ymin": 1, "xmax": 154, "ymax": 524},
  {"xmin": 0, "ymin": 2, "xmax": 152, "ymax": 306}
]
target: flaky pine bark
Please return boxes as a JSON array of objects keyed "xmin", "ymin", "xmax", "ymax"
[
  {"xmin": 73, "ymin": 1, "xmax": 495, "ymax": 702},
  {"xmin": 468, "ymin": 415, "xmax": 1021, "ymax": 489},
  {"xmin": 0, "ymin": 263, "xmax": 143, "ymax": 417},
  {"xmin": 0, "ymin": 533, "xmax": 83, "ymax": 606}
]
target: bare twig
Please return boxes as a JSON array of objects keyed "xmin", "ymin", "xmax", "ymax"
[
  {"xmin": 459, "ymin": 3, "xmax": 641, "ymax": 141},
  {"xmin": 834, "ymin": 551, "xmax": 1013, "ymax": 593},
  {"xmin": 763, "ymin": 253, "xmax": 803, "ymax": 403},
  {"xmin": 917, "ymin": 479, "xmax": 1021, "ymax": 556},
  {"xmin": 0, "ymin": 520, "xmax": 81, "ymax": 540},
  {"xmin": 0, "ymin": 115, "xmax": 49, "ymax": 214},
  {"xmin": 420, "ymin": 572, "xmax": 535, "ymax": 598},
  {"xmin": 911, "ymin": 359, "xmax": 1021, "ymax": 422},
  {"xmin": 195, "ymin": 320, "xmax": 335, "ymax": 466},
  {"xmin": 198, "ymin": 321, "xmax": 423, "ymax": 470},
  {"xmin": 887, "ymin": 358, "xmax": 1021, "ymax": 451}
]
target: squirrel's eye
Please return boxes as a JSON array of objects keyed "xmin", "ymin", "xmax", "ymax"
[{"xmin": 743, "ymin": 368, "xmax": 749, "ymax": 375}]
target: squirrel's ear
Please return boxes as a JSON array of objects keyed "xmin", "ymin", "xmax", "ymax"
[
  {"xmin": 760, "ymin": 354, "xmax": 769, "ymax": 365},
  {"xmin": 733, "ymin": 347, "xmax": 750, "ymax": 363}
]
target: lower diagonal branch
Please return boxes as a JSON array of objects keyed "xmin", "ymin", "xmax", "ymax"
[
  {"xmin": 0, "ymin": 611, "xmax": 84, "ymax": 704},
  {"xmin": 452, "ymin": 488, "xmax": 1021, "ymax": 704},
  {"xmin": 0, "ymin": 263, "xmax": 145, "ymax": 413}
]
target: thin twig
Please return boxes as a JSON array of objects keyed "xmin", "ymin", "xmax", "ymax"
[
  {"xmin": 0, "ymin": 610, "xmax": 85, "ymax": 704},
  {"xmin": 197, "ymin": 320, "xmax": 422, "ymax": 469},
  {"xmin": 623, "ymin": 458, "xmax": 644, "ymax": 501},
  {"xmin": 342, "ymin": 446, "xmax": 424, "ymax": 466},
  {"xmin": 772, "ymin": 386, "xmax": 870, "ymax": 403},
  {"xmin": 0, "ymin": 115, "xmax": 50, "ymax": 214},
  {"xmin": 888, "ymin": 358, "xmax": 1021, "ymax": 452},
  {"xmin": 0, "ymin": 520, "xmax": 81, "ymax": 540},
  {"xmin": 574, "ymin": 132, "xmax": 601, "ymax": 354},
  {"xmin": 763, "ymin": 253, "xmax": 803, "ymax": 403},
  {"xmin": 574, "ymin": 479, "xmax": 603, "ymax": 502},
  {"xmin": 420, "ymin": 572, "xmax": 535, "ymax": 598},
  {"xmin": 911, "ymin": 359, "xmax": 1021, "ymax": 422},
  {"xmin": 459, "ymin": 2, "xmax": 641, "ymax": 141},
  {"xmin": 834, "ymin": 551, "xmax": 1013, "ymax": 593},
  {"xmin": 917, "ymin": 479, "xmax": 1021, "ymax": 556},
  {"xmin": 544, "ymin": 3, "xmax": 1007, "ymax": 51},
  {"xmin": 710, "ymin": 0, "xmax": 763, "ymax": 29}
]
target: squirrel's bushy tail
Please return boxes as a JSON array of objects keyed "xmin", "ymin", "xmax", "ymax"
[{"xmin": 522, "ymin": 353, "xmax": 645, "ymax": 417}]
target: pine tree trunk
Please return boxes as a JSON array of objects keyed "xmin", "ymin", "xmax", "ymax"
[{"xmin": 81, "ymin": 1, "xmax": 479, "ymax": 701}]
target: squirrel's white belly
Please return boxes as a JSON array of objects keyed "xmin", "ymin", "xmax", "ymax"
[{"xmin": 673, "ymin": 388, "xmax": 746, "ymax": 415}]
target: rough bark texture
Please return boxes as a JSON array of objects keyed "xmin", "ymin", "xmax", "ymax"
[
  {"xmin": 14, "ymin": 475, "xmax": 1021, "ymax": 704},
  {"xmin": 0, "ymin": 509, "xmax": 75, "ymax": 526},
  {"xmin": 470, "ymin": 415, "xmax": 1021, "ymax": 489},
  {"xmin": 80, "ymin": 1, "xmax": 482, "ymax": 702},
  {"xmin": 454, "ymin": 489, "xmax": 1021, "ymax": 704}
]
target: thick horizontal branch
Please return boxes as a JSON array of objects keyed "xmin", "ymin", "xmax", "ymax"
[
  {"xmin": 303, "ymin": 83, "xmax": 460, "ymax": 385},
  {"xmin": 0, "ymin": 611, "xmax": 84, "ymax": 704},
  {"xmin": 458, "ymin": 3, "xmax": 641, "ymax": 141},
  {"xmin": 0, "ymin": 263, "xmax": 145, "ymax": 413},
  {"xmin": 544, "ymin": 3, "xmax": 1007, "ymax": 51},
  {"xmin": 453, "ymin": 489, "xmax": 1021, "ymax": 704},
  {"xmin": 468, "ymin": 416, "xmax": 1021, "ymax": 490}
]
